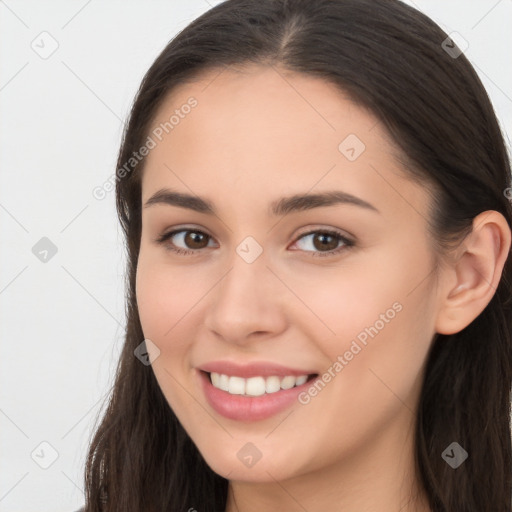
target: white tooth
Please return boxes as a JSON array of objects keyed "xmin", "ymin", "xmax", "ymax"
[
  {"xmin": 228, "ymin": 376, "xmax": 245, "ymax": 394},
  {"xmin": 210, "ymin": 372, "xmax": 220, "ymax": 387},
  {"xmin": 265, "ymin": 376, "xmax": 281, "ymax": 393},
  {"xmin": 280, "ymin": 375, "xmax": 296, "ymax": 390},
  {"xmin": 210, "ymin": 373, "xmax": 311, "ymax": 394},
  {"xmin": 295, "ymin": 374, "xmax": 308, "ymax": 386},
  {"xmin": 245, "ymin": 376, "xmax": 266, "ymax": 396},
  {"xmin": 219, "ymin": 373, "xmax": 230, "ymax": 391}
]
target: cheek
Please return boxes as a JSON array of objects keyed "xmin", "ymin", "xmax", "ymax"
[
  {"xmin": 135, "ymin": 263, "xmax": 172, "ymax": 341},
  {"xmin": 309, "ymin": 242, "xmax": 434, "ymax": 342},
  {"xmin": 297, "ymin": 245, "xmax": 435, "ymax": 407},
  {"xmin": 135, "ymin": 258, "xmax": 203, "ymax": 415},
  {"xmin": 287, "ymin": 259, "xmax": 403, "ymax": 347},
  {"xmin": 135, "ymin": 254, "xmax": 209, "ymax": 343}
]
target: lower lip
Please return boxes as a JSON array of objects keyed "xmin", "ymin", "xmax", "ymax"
[{"xmin": 197, "ymin": 370, "xmax": 318, "ymax": 422}]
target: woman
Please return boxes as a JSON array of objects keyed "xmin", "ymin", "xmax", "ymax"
[{"xmin": 80, "ymin": 0, "xmax": 512, "ymax": 510}]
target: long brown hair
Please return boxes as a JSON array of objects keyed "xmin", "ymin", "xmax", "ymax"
[{"xmin": 83, "ymin": 1, "xmax": 512, "ymax": 510}]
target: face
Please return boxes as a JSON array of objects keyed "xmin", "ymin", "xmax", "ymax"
[{"xmin": 136, "ymin": 64, "xmax": 441, "ymax": 483}]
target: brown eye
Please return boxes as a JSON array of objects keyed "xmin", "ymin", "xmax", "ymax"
[
  {"xmin": 156, "ymin": 229, "xmax": 215, "ymax": 254},
  {"xmin": 292, "ymin": 229, "xmax": 354, "ymax": 258},
  {"xmin": 183, "ymin": 231, "xmax": 210, "ymax": 249},
  {"xmin": 311, "ymin": 233, "xmax": 340, "ymax": 251}
]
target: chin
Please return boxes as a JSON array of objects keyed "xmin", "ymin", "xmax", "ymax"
[{"xmin": 197, "ymin": 442, "xmax": 308, "ymax": 483}]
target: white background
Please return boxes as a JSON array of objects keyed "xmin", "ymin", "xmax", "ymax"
[{"xmin": 0, "ymin": 1, "xmax": 511, "ymax": 511}]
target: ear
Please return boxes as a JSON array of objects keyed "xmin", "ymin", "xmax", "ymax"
[{"xmin": 435, "ymin": 210, "xmax": 511, "ymax": 335}]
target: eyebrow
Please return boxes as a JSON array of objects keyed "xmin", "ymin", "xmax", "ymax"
[{"xmin": 143, "ymin": 187, "xmax": 380, "ymax": 216}]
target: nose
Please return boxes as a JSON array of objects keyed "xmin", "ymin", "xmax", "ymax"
[{"xmin": 203, "ymin": 249, "xmax": 288, "ymax": 346}]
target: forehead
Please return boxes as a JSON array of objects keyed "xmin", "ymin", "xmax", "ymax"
[
  {"xmin": 140, "ymin": 64, "xmax": 430, "ymax": 221},
  {"xmin": 146, "ymin": 64, "xmax": 383, "ymax": 160}
]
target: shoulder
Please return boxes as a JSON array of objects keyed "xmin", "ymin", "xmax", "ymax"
[{"xmin": 74, "ymin": 507, "xmax": 85, "ymax": 512}]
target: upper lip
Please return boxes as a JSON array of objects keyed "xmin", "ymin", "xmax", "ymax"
[{"xmin": 197, "ymin": 360, "xmax": 318, "ymax": 378}]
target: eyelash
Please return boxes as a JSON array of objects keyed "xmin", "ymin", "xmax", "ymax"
[{"xmin": 154, "ymin": 227, "xmax": 355, "ymax": 258}]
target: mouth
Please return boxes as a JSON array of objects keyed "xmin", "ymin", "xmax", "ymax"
[
  {"xmin": 197, "ymin": 369, "xmax": 320, "ymax": 421},
  {"xmin": 201, "ymin": 370, "xmax": 319, "ymax": 397}
]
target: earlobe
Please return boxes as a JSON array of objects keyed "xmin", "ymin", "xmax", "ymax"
[{"xmin": 435, "ymin": 210, "xmax": 511, "ymax": 335}]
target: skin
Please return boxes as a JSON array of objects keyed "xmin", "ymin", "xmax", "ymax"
[{"xmin": 135, "ymin": 64, "xmax": 511, "ymax": 512}]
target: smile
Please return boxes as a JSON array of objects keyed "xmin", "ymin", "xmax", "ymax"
[
  {"xmin": 198, "ymin": 370, "xmax": 319, "ymax": 421},
  {"xmin": 209, "ymin": 372, "xmax": 313, "ymax": 396}
]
